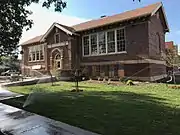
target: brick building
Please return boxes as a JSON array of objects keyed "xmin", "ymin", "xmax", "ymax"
[{"xmin": 21, "ymin": 2, "xmax": 169, "ymax": 81}]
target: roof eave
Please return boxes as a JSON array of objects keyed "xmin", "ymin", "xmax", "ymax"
[{"xmin": 75, "ymin": 13, "xmax": 151, "ymax": 32}]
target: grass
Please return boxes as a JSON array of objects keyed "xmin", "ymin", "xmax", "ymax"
[{"xmin": 1, "ymin": 81, "xmax": 180, "ymax": 135}]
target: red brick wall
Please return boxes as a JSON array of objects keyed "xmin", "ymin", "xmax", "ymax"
[
  {"xmin": 124, "ymin": 63, "xmax": 150, "ymax": 77},
  {"xmin": 148, "ymin": 10, "xmax": 166, "ymax": 59}
]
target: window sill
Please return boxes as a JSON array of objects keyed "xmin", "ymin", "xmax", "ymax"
[
  {"xmin": 28, "ymin": 60, "xmax": 44, "ymax": 63},
  {"xmin": 83, "ymin": 51, "xmax": 127, "ymax": 57}
]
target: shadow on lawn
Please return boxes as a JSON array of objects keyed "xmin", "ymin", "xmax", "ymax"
[{"xmin": 2, "ymin": 90, "xmax": 180, "ymax": 135}]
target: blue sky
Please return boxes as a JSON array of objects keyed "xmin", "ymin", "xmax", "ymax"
[{"xmin": 21, "ymin": 0, "xmax": 180, "ymax": 52}]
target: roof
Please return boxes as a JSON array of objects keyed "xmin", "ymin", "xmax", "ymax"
[
  {"xmin": 165, "ymin": 41, "xmax": 174, "ymax": 49},
  {"xmin": 57, "ymin": 23, "xmax": 76, "ymax": 33},
  {"xmin": 21, "ymin": 2, "xmax": 169, "ymax": 46},
  {"xmin": 72, "ymin": 2, "xmax": 168, "ymax": 32},
  {"xmin": 21, "ymin": 35, "xmax": 43, "ymax": 46}
]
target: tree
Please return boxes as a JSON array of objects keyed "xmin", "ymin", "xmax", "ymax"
[
  {"xmin": 0, "ymin": 0, "xmax": 66, "ymax": 56},
  {"xmin": 0, "ymin": 56, "xmax": 20, "ymax": 73}
]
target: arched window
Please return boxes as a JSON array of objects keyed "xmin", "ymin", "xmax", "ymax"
[{"xmin": 54, "ymin": 54, "xmax": 61, "ymax": 69}]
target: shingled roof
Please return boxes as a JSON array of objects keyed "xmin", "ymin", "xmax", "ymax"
[
  {"xmin": 72, "ymin": 2, "xmax": 164, "ymax": 31},
  {"xmin": 21, "ymin": 35, "xmax": 43, "ymax": 46},
  {"xmin": 21, "ymin": 2, "xmax": 169, "ymax": 46}
]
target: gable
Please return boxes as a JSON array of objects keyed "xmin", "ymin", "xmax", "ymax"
[
  {"xmin": 45, "ymin": 26, "xmax": 70, "ymax": 45},
  {"xmin": 40, "ymin": 23, "xmax": 77, "ymax": 42},
  {"xmin": 151, "ymin": 4, "xmax": 169, "ymax": 32}
]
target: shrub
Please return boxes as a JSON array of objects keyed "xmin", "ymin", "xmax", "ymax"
[
  {"xmin": 126, "ymin": 80, "xmax": 135, "ymax": 86},
  {"xmin": 120, "ymin": 77, "xmax": 128, "ymax": 83}
]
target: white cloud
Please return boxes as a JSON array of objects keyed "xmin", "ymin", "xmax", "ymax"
[{"xmin": 20, "ymin": 3, "xmax": 88, "ymax": 44}]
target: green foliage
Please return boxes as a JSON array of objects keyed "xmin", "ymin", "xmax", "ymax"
[
  {"xmin": 0, "ymin": 56, "xmax": 20, "ymax": 73},
  {"xmin": 126, "ymin": 79, "xmax": 135, "ymax": 86},
  {"xmin": 119, "ymin": 77, "xmax": 128, "ymax": 83},
  {"xmin": 0, "ymin": 0, "xmax": 66, "ymax": 56}
]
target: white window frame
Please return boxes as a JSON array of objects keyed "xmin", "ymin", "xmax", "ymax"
[
  {"xmin": 82, "ymin": 35, "xmax": 90, "ymax": 56},
  {"xmin": 90, "ymin": 33, "xmax": 98, "ymax": 56},
  {"xmin": 98, "ymin": 31, "xmax": 107, "ymax": 55},
  {"xmin": 116, "ymin": 28, "xmax": 126, "ymax": 52},
  {"xmin": 107, "ymin": 30, "xmax": 116, "ymax": 54},
  {"xmin": 28, "ymin": 44, "xmax": 45, "ymax": 62},
  {"xmin": 82, "ymin": 27, "xmax": 126, "ymax": 57}
]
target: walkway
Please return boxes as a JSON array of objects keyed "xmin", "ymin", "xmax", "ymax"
[{"xmin": 0, "ymin": 89, "xmax": 23, "ymax": 101}]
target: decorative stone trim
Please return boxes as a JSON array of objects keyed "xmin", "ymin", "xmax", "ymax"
[
  {"xmin": 129, "ymin": 74, "xmax": 167, "ymax": 81},
  {"xmin": 47, "ymin": 41, "xmax": 68, "ymax": 48},
  {"xmin": 80, "ymin": 59, "xmax": 166, "ymax": 66}
]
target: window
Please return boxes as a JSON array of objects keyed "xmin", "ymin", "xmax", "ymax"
[
  {"xmin": 83, "ymin": 36, "xmax": 90, "ymax": 55},
  {"xmin": 28, "ymin": 44, "xmax": 44, "ymax": 61},
  {"xmin": 82, "ymin": 28, "xmax": 126, "ymax": 56},
  {"xmin": 28, "ymin": 53, "xmax": 32, "ymax": 61},
  {"xmin": 40, "ymin": 45, "xmax": 44, "ymax": 60},
  {"xmin": 54, "ymin": 33, "xmax": 60, "ymax": 43},
  {"xmin": 32, "ymin": 52, "xmax": 36, "ymax": 61},
  {"xmin": 40, "ymin": 50, "xmax": 44, "ymax": 60},
  {"xmin": 36, "ymin": 51, "xmax": 40, "ymax": 60},
  {"xmin": 91, "ymin": 34, "xmax": 97, "ymax": 55},
  {"xmin": 109, "ymin": 65, "xmax": 114, "ymax": 77},
  {"xmin": 92, "ymin": 65, "xmax": 100, "ymax": 76},
  {"xmin": 98, "ymin": 32, "xmax": 106, "ymax": 54},
  {"xmin": 107, "ymin": 31, "xmax": 115, "ymax": 53},
  {"xmin": 117, "ymin": 29, "xmax": 126, "ymax": 52},
  {"xmin": 55, "ymin": 54, "xmax": 61, "ymax": 69}
]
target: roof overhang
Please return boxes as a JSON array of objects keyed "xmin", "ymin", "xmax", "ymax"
[
  {"xmin": 40, "ymin": 23, "xmax": 78, "ymax": 42},
  {"xmin": 151, "ymin": 2, "xmax": 170, "ymax": 32}
]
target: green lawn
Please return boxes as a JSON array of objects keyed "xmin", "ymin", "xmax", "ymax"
[{"xmin": 2, "ymin": 81, "xmax": 180, "ymax": 135}]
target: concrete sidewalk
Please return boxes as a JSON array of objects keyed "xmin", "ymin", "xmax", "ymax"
[
  {"xmin": 0, "ymin": 89, "xmax": 23, "ymax": 101},
  {"xmin": 0, "ymin": 104, "xmax": 99, "ymax": 135}
]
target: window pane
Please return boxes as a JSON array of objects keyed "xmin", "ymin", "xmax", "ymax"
[
  {"xmin": 91, "ymin": 34, "xmax": 97, "ymax": 55},
  {"xmin": 98, "ymin": 32, "xmax": 106, "ymax": 54},
  {"xmin": 36, "ymin": 51, "xmax": 40, "ymax": 60},
  {"xmin": 83, "ymin": 36, "xmax": 89, "ymax": 55},
  {"xmin": 108, "ymin": 42, "xmax": 115, "ymax": 53},
  {"xmin": 117, "ymin": 29, "xmax": 126, "ymax": 52},
  {"xmin": 40, "ymin": 50, "xmax": 44, "ymax": 60},
  {"xmin": 32, "ymin": 52, "xmax": 35, "ymax": 61},
  {"xmin": 29, "ymin": 48, "xmax": 32, "ymax": 61},
  {"xmin": 117, "ymin": 40, "xmax": 126, "ymax": 52},
  {"xmin": 57, "ymin": 61, "xmax": 61, "ymax": 68},
  {"xmin": 107, "ymin": 31, "xmax": 115, "ymax": 42},
  {"xmin": 107, "ymin": 31, "xmax": 115, "ymax": 53}
]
